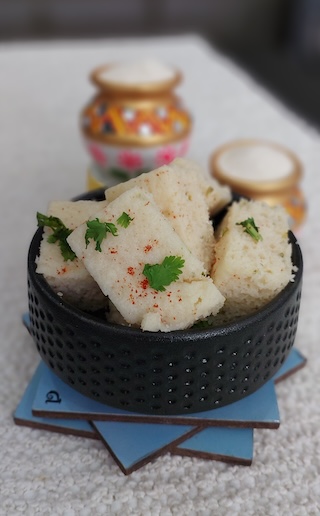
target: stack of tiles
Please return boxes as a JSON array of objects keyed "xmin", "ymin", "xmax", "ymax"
[{"xmin": 15, "ymin": 315, "xmax": 306, "ymax": 475}]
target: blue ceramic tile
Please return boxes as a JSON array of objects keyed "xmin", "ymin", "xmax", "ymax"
[
  {"xmin": 14, "ymin": 362, "xmax": 96, "ymax": 438},
  {"xmin": 93, "ymin": 420, "xmax": 197, "ymax": 474},
  {"xmin": 22, "ymin": 312, "xmax": 31, "ymax": 332},
  {"xmin": 175, "ymin": 427, "xmax": 254, "ymax": 465},
  {"xmin": 32, "ymin": 363, "xmax": 279, "ymax": 428},
  {"xmin": 14, "ymin": 362, "xmax": 199, "ymax": 473},
  {"xmin": 191, "ymin": 381, "xmax": 279, "ymax": 427},
  {"xmin": 274, "ymin": 348, "xmax": 306, "ymax": 383}
]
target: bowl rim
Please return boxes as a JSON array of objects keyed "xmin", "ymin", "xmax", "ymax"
[{"xmin": 90, "ymin": 63, "xmax": 182, "ymax": 96}]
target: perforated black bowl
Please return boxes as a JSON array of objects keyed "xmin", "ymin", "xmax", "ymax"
[{"xmin": 27, "ymin": 189, "xmax": 303, "ymax": 415}]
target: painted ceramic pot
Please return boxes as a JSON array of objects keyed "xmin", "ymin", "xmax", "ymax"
[
  {"xmin": 80, "ymin": 63, "xmax": 192, "ymax": 188},
  {"xmin": 210, "ymin": 139, "xmax": 307, "ymax": 232}
]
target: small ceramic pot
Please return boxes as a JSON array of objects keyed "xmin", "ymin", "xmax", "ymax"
[
  {"xmin": 80, "ymin": 63, "xmax": 192, "ymax": 188},
  {"xmin": 210, "ymin": 139, "xmax": 307, "ymax": 232}
]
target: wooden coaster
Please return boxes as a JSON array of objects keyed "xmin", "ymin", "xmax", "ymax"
[
  {"xmin": 172, "ymin": 427, "xmax": 254, "ymax": 466},
  {"xmin": 14, "ymin": 339, "xmax": 306, "ymax": 474},
  {"xmin": 92, "ymin": 420, "xmax": 200, "ymax": 475},
  {"xmin": 170, "ymin": 349, "xmax": 307, "ymax": 464},
  {"xmin": 31, "ymin": 362, "xmax": 280, "ymax": 429},
  {"xmin": 273, "ymin": 348, "xmax": 307, "ymax": 384},
  {"xmin": 14, "ymin": 363, "xmax": 98, "ymax": 440},
  {"xmin": 22, "ymin": 313, "xmax": 31, "ymax": 333}
]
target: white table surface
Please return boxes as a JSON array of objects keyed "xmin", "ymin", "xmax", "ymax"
[{"xmin": 1, "ymin": 34, "xmax": 319, "ymax": 515}]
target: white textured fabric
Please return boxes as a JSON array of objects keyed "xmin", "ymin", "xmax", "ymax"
[{"xmin": 0, "ymin": 35, "xmax": 319, "ymax": 515}]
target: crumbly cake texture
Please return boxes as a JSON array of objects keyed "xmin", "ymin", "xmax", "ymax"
[
  {"xmin": 36, "ymin": 200, "xmax": 107, "ymax": 312},
  {"xmin": 104, "ymin": 158, "xmax": 231, "ymax": 272},
  {"xmin": 168, "ymin": 157, "xmax": 232, "ymax": 216},
  {"xmin": 67, "ymin": 187, "xmax": 225, "ymax": 332},
  {"xmin": 211, "ymin": 198, "xmax": 293, "ymax": 322}
]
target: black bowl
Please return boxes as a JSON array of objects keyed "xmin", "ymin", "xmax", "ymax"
[{"xmin": 27, "ymin": 189, "xmax": 303, "ymax": 415}]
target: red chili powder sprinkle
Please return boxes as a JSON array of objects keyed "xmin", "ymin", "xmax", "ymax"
[
  {"xmin": 144, "ymin": 245, "xmax": 152, "ymax": 253},
  {"xmin": 140, "ymin": 279, "xmax": 149, "ymax": 290},
  {"xmin": 110, "ymin": 248, "xmax": 117, "ymax": 254},
  {"xmin": 127, "ymin": 267, "xmax": 135, "ymax": 275},
  {"xmin": 153, "ymin": 304, "xmax": 159, "ymax": 308}
]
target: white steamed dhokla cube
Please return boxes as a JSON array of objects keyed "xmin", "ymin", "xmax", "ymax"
[
  {"xmin": 104, "ymin": 158, "xmax": 231, "ymax": 272},
  {"xmin": 36, "ymin": 200, "xmax": 107, "ymax": 312},
  {"xmin": 168, "ymin": 157, "xmax": 232, "ymax": 216},
  {"xmin": 67, "ymin": 187, "xmax": 225, "ymax": 332},
  {"xmin": 211, "ymin": 198, "xmax": 293, "ymax": 322}
]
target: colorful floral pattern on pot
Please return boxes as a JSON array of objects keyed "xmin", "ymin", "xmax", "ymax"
[
  {"xmin": 85, "ymin": 138, "xmax": 190, "ymax": 189},
  {"xmin": 80, "ymin": 59, "xmax": 192, "ymax": 187}
]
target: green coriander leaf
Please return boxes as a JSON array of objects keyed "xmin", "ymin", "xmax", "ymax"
[
  {"xmin": 58, "ymin": 236, "xmax": 77, "ymax": 261},
  {"xmin": 192, "ymin": 319, "xmax": 212, "ymax": 329},
  {"xmin": 192, "ymin": 314, "xmax": 218, "ymax": 329},
  {"xmin": 117, "ymin": 212, "xmax": 134, "ymax": 228},
  {"xmin": 236, "ymin": 217, "xmax": 262, "ymax": 242},
  {"xmin": 36, "ymin": 212, "xmax": 76, "ymax": 261},
  {"xmin": 143, "ymin": 256, "xmax": 185, "ymax": 292},
  {"xmin": 47, "ymin": 233, "xmax": 59, "ymax": 244},
  {"xmin": 85, "ymin": 218, "xmax": 118, "ymax": 252},
  {"xmin": 37, "ymin": 212, "xmax": 64, "ymax": 231}
]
